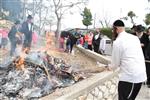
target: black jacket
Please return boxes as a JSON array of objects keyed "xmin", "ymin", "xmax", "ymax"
[
  {"xmin": 20, "ymin": 21, "xmax": 33, "ymax": 38},
  {"xmin": 92, "ymin": 33, "xmax": 101, "ymax": 46},
  {"xmin": 139, "ymin": 33, "xmax": 149, "ymax": 58},
  {"xmin": 8, "ymin": 26, "xmax": 17, "ymax": 40}
]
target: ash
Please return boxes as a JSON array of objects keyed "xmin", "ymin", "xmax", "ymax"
[{"xmin": 0, "ymin": 51, "xmax": 84, "ymax": 100}]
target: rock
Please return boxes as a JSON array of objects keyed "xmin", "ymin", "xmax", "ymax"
[
  {"xmin": 27, "ymin": 88, "xmax": 42, "ymax": 99},
  {"xmin": 3, "ymin": 79, "xmax": 23, "ymax": 97}
]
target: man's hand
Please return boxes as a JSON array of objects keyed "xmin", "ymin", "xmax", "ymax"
[{"xmin": 104, "ymin": 66, "xmax": 112, "ymax": 71}]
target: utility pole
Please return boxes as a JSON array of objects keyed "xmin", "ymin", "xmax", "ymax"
[
  {"xmin": 93, "ymin": 13, "xmax": 96, "ymax": 29},
  {"xmin": 32, "ymin": 0, "xmax": 35, "ymax": 19},
  {"xmin": 0, "ymin": 0, "xmax": 2, "ymax": 13},
  {"xmin": 23, "ymin": 0, "xmax": 26, "ymax": 21}
]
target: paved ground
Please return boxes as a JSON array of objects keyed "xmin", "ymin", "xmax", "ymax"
[{"xmin": 136, "ymin": 85, "xmax": 150, "ymax": 100}]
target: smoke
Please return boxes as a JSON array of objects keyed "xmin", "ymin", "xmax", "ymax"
[{"xmin": 2, "ymin": 0, "xmax": 23, "ymax": 21}]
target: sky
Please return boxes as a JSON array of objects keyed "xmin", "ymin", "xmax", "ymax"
[{"xmin": 61, "ymin": 0, "xmax": 149, "ymax": 29}]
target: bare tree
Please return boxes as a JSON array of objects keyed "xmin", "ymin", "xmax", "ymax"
[
  {"xmin": 99, "ymin": 20, "xmax": 104, "ymax": 28},
  {"xmin": 99, "ymin": 11, "xmax": 111, "ymax": 28},
  {"xmin": 51, "ymin": 0, "xmax": 88, "ymax": 40},
  {"xmin": 25, "ymin": 0, "xmax": 55, "ymax": 35}
]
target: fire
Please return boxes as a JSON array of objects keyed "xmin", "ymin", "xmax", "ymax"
[
  {"xmin": 15, "ymin": 56, "xmax": 25, "ymax": 70},
  {"xmin": 14, "ymin": 48, "xmax": 29, "ymax": 70}
]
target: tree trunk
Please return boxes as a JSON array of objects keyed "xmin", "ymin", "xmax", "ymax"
[
  {"xmin": 55, "ymin": 18, "xmax": 61, "ymax": 48},
  {"xmin": 100, "ymin": 20, "xmax": 104, "ymax": 28},
  {"xmin": 39, "ymin": 3, "xmax": 42, "ymax": 35},
  {"xmin": 0, "ymin": 0, "xmax": 2, "ymax": 17},
  {"xmin": 55, "ymin": 18, "xmax": 61, "ymax": 39}
]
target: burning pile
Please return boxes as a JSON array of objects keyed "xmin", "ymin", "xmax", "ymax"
[{"xmin": 0, "ymin": 51, "xmax": 85, "ymax": 99}]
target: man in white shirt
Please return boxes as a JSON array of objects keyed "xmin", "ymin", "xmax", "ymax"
[{"xmin": 109, "ymin": 20, "xmax": 147, "ymax": 100}]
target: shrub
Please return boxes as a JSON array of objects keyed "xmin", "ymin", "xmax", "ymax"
[{"xmin": 100, "ymin": 28, "xmax": 112, "ymax": 39}]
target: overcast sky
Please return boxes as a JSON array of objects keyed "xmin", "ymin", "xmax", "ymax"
[{"xmin": 61, "ymin": 0, "xmax": 149, "ymax": 29}]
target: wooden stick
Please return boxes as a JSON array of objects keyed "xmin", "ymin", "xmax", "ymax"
[{"xmin": 41, "ymin": 63, "xmax": 51, "ymax": 82}]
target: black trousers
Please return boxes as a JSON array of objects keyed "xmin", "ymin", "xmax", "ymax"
[
  {"xmin": 146, "ymin": 62, "xmax": 150, "ymax": 86},
  {"xmin": 88, "ymin": 45, "xmax": 92, "ymax": 50},
  {"xmin": 23, "ymin": 35, "xmax": 32, "ymax": 48},
  {"xmin": 118, "ymin": 81, "xmax": 142, "ymax": 100},
  {"xmin": 93, "ymin": 44, "xmax": 99, "ymax": 53}
]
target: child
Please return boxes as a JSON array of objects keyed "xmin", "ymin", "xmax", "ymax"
[{"xmin": 66, "ymin": 35, "xmax": 71, "ymax": 53}]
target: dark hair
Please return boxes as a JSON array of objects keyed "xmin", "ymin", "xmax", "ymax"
[
  {"xmin": 113, "ymin": 20, "xmax": 125, "ymax": 27},
  {"xmin": 135, "ymin": 25, "xmax": 145, "ymax": 33},
  {"xmin": 131, "ymin": 25, "xmax": 136, "ymax": 30},
  {"xmin": 15, "ymin": 20, "xmax": 20, "ymax": 25},
  {"xmin": 27, "ymin": 15, "xmax": 33, "ymax": 19}
]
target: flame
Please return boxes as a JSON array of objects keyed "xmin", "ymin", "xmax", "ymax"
[
  {"xmin": 15, "ymin": 57, "xmax": 25, "ymax": 70},
  {"xmin": 15, "ymin": 48, "xmax": 28, "ymax": 70}
]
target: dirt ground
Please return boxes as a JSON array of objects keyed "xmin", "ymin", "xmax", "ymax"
[{"xmin": 47, "ymin": 48, "xmax": 104, "ymax": 72}]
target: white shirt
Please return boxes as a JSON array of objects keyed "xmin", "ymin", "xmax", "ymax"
[
  {"xmin": 111, "ymin": 31, "xmax": 147, "ymax": 83},
  {"xmin": 94, "ymin": 34, "xmax": 99, "ymax": 40},
  {"xmin": 28, "ymin": 23, "xmax": 32, "ymax": 31},
  {"xmin": 99, "ymin": 37, "xmax": 106, "ymax": 52}
]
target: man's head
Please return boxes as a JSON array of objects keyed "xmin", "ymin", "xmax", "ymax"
[
  {"xmin": 112, "ymin": 20, "xmax": 125, "ymax": 40},
  {"xmin": 135, "ymin": 25, "xmax": 145, "ymax": 33},
  {"xmin": 15, "ymin": 20, "xmax": 20, "ymax": 28},
  {"xmin": 96, "ymin": 28, "xmax": 100, "ymax": 33},
  {"xmin": 131, "ymin": 25, "xmax": 137, "ymax": 32},
  {"xmin": 27, "ymin": 15, "xmax": 33, "ymax": 23}
]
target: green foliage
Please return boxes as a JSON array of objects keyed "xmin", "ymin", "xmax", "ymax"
[
  {"xmin": 94, "ymin": 28, "xmax": 132, "ymax": 39},
  {"xmin": 100, "ymin": 28, "xmax": 112, "ymax": 39},
  {"xmin": 81, "ymin": 7, "xmax": 92, "ymax": 29},
  {"xmin": 145, "ymin": 13, "xmax": 150, "ymax": 25},
  {"xmin": 127, "ymin": 11, "xmax": 136, "ymax": 24}
]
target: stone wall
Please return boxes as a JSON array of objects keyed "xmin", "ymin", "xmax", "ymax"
[{"xmin": 76, "ymin": 45, "xmax": 111, "ymax": 65}]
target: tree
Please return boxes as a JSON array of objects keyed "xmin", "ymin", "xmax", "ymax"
[
  {"xmin": 127, "ymin": 11, "xmax": 136, "ymax": 25},
  {"xmin": 51, "ymin": 0, "xmax": 87, "ymax": 39},
  {"xmin": 145, "ymin": 13, "xmax": 150, "ymax": 25},
  {"xmin": 81, "ymin": 7, "xmax": 92, "ymax": 29},
  {"xmin": 1, "ymin": 0, "xmax": 23, "ymax": 21},
  {"xmin": 25, "ymin": 0, "xmax": 55, "ymax": 35}
]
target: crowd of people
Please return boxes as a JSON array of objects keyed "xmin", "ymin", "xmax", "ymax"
[
  {"xmin": 58, "ymin": 21, "xmax": 150, "ymax": 100},
  {"xmin": 0, "ymin": 15, "xmax": 38, "ymax": 57},
  {"xmin": 1, "ymin": 16, "xmax": 150, "ymax": 99},
  {"xmin": 130, "ymin": 24, "xmax": 150, "ymax": 88},
  {"xmin": 108, "ymin": 20, "xmax": 150, "ymax": 100},
  {"xmin": 59, "ymin": 28, "xmax": 106, "ymax": 54}
]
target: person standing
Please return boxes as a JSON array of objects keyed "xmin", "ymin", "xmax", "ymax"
[
  {"xmin": 87, "ymin": 31, "xmax": 93, "ymax": 50},
  {"xmin": 108, "ymin": 20, "xmax": 147, "ymax": 100},
  {"xmin": 146, "ymin": 27, "xmax": 150, "ymax": 88},
  {"xmin": 135, "ymin": 25, "xmax": 149, "ymax": 57},
  {"xmin": 21, "ymin": 15, "xmax": 33, "ymax": 51},
  {"xmin": 8, "ymin": 20, "xmax": 20, "ymax": 56},
  {"xmin": 65, "ymin": 35, "xmax": 71, "ymax": 53},
  {"xmin": 1, "ymin": 27, "xmax": 8, "ymax": 50},
  {"xmin": 92, "ymin": 28, "xmax": 102, "ymax": 53},
  {"xmin": 83, "ymin": 32, "xmax": 89, "ymax": 49}
]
